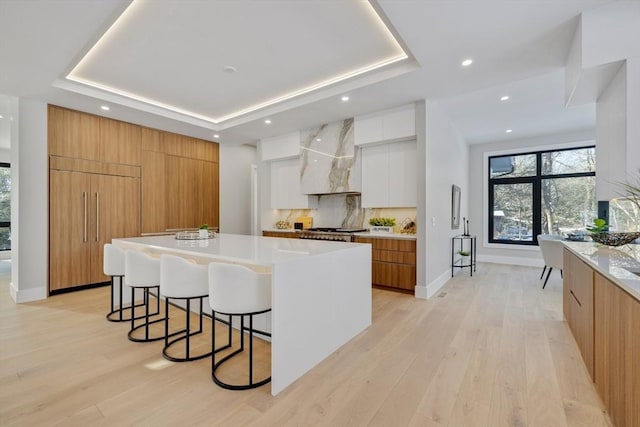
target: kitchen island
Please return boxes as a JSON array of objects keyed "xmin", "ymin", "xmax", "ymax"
[
  {"xmin": 114, "ymin": 234, "xmax": 372, "ymax": 395},
  {"xmin": 563, "ymin": 242, "xmax": 639, "ymax": 427}
]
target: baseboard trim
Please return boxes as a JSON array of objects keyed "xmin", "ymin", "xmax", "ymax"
[
  {"xmin": 477, "ymin": 254, "xmax": 543, "ymax": 267},
  {"xmin": 415, "ymin": 269, "xmax": 451, "ymax": 300},
  {"xmin": 10, "ymin": 283, "xmax": 47, "ymax": 303}
]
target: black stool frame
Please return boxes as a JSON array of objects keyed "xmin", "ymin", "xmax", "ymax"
[
  {"xmin": 128, "ymin": 286, "xmax": 175, "ymax": 343},
  {"xmin": 211, "ymin": 308, "xmax": 272, "ymax": 390},
  {"xmin": 163, "ymin": 295, "xmax": 216, "ymax": 362},
  {"xmin": 106, "ymin": 275, "xmax": 155, "ymax": 322}
]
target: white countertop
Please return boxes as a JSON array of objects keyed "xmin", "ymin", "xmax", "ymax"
[
  {"xmin": 114, "ymin": 234, "xmax": 365, "ymax": 267},
  {"xmin": 563, "ymin": 241, "xmax": 640, "ymax": 301}
]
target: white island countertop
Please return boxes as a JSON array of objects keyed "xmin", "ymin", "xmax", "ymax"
[
  {"xmin": 563, "ymin": 241, "xmax": 640, "ymax": 301},
  {"xmin": 116, "ymin": 234, "xmax": 366, "ymax": 268},
  {"xmin": 114, "ymin": 233, "xmax": 372, "ymax": 396}
]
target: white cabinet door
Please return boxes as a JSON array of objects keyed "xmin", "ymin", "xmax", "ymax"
[
  {"xmin": 383, "ymin": 106, "xmax": 415, "ymax": 142},
  {"xmin": 361, "ymin": 144, "xmax": 390, "ymax": 208},
  {"xmin": 354, "ymin": 115, "xmax": 383, "ymax": 146},
  {"xmin": 270, "ymin": 158, "xmax": 317, "ymax": 209},
  {"xmin": 361, "ymin": 141, "xmax": 417, "ymax": 208},
  {"xmin": 388, "ymin": 141, "xmax": 417, "ymax": 207}
]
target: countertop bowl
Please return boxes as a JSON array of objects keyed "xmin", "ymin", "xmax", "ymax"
[{"xmin": 590, "ymin": 231, "xmax": 640, "ymax": 246}]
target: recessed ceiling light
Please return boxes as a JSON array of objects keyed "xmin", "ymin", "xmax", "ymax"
[
  {"xmin": 341, "ymin": 96, "xmax": 350, "ymax": 102},
  {"xmin": 264, "ymin": 119, "xmax": 272, "ymax": 124},
  {"xmin": 0, "ymin": 115, "xmax": 3, "ymax": 119},
  {"xmin": 500, "ymin": 95, "xmax": 510, "ymax": 101},
  {"xmin": 316, "ymin": 138, "xmax": 322, "ymax": 142},
  {"xmin": 222, "ymin": 65, "xmax": 237, "ymax": 74},
  {"xmin": 505, "ymin": 129, "xmax": 513, "ymax": 133},
  {"xmin": 213, "ymin": 134, "xmax": 220, "ymax": 138},
  {"xmin": 461, "ymin": 58, "xmax": 473, "ymax": 67},
  {"xmin": 100, "ymin": 105, "xmax": 110, "ymax": 111}
]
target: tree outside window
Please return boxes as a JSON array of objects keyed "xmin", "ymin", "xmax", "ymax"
[{"xmin": 0, "ymin": 163, "xmax": 10, "ymax": 250}]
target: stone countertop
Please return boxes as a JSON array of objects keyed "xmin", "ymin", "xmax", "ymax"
[
  {"xmin": 114, "ymin": 234, "xmax": 366, "ymax": 268},
  {"xmin": 563, "ymin": 241, "xmax": 640, "ymax": 302}
]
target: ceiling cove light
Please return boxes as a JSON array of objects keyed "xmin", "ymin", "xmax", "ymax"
[
  {"xmin": 500, "ymin": 95, "xmax": 510, "ymax": 101},
  {"xmin": 461, "ymin": 58, "xmax": 473, "ymax": 67},
  {"xmin": 65, "ymin": 1, "xmax": 409, "ymax": 125},
  {"xmin": 100, "ymin": 105, "xmax": 110, "ymax": 111},
  {"xmin": 341, "ymin": 95, "xmax": 350, "ymax": 102}
]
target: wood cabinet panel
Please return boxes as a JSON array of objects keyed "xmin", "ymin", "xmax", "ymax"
[
  {"xmin": 141, "ymin": 127, "xmax": 161, "ymax": 152},
  {"xmin": 262, "ymin": 231, "xmax": 299, "ymax": 238},
  {"xmin": 49, "ymin": 156, "xmax": 140, "ymax": 178},
  {"xmin": 48, "ymin": 105, "xmax": 100, "ymax": 160},
  {"xmin": 162, "ymin": 132, "xmax": 218, "ymax": 162},
  {"xmin": 141, "ymin": 150, "xmax": 166, "ymax": 233},
  {"xmin": 563, "ymin": 249, "xmax": 594, "ymax": 378},
  {"xmin": 99, "ymin": 118, "xmax": 141, "ymax": 165},
  {"xmin": 49, "ymin": 170, "xmax": 141, "ymax": 292},
  {"xmin": 594, "ymin": 273, "xmax": 640, "ymax": 427},
  {"xmin": 49, "ymin": 170, "xmax": 92, "ymax": 291},
  {"xmin": 89, "ymin": 174, "xmax": 140, "ymax": 283},
  {"xmin": 372, "ymin": 262, "xmax": 415, "ymax": 291}
]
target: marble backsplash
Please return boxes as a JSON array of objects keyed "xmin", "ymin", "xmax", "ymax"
[{"xmin": 266, "ymin": 194, "xmax": 416, "ymax": 232}]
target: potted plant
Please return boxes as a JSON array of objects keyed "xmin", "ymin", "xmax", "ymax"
[
  {"xmin": 457, "ymin": 249, "xmax": 470, "ymax": 257},
  {"xmin": 369, "ymin": 217, "xmax": 396, "ymax": 233},
  {"xmin": 199, "ymin": 223, "xmax": 209, "ymax": 238}
]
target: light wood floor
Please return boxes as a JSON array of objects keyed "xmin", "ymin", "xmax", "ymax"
[{"xmin": 0, "ymin": 262, "xmax": 612, "ymax": 427}]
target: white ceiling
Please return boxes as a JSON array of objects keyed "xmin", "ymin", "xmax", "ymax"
[{"xmin": 0, "ymin": 0, "xmax": 614, "ymax": 148}]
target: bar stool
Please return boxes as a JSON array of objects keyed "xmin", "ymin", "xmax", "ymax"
[
  {"xmin": 159, "ymin": 254, "xmax": 212, "ymax": 362},
  {"xmin": 104, "ymin": 244, "xmax": 150, "ymax": 322},
  {"xmin": 208, "ymin": 263, "xmax": 272, "ymax": 390},
  {"xmin": 124, "ymin": 250, "xmax": 164, "ymax": 342}
]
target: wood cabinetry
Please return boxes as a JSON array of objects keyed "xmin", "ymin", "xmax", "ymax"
[
  {"xmin": 49, "ymin": 169, "xmax": 140, "ymax": 292},
  {"xmin": 262, "ymin": 231, "xmax": 299, "ymax": 238},
  {"xmin": 354, "ymin": 237, "xmax": 416, "ymax": 292},
  {"xmin": 361, "ymin": 141, "xmax": 416, "ymax": 208},
  {"xmin": 563, "ymin": 248, "xmax": 595, "ymax": 377},
  {"xmin": 594, "ymin": 273, "xmax": 640, "ymax": 427},
  {"xmin": 140, "ymin": 128, "xmax": 219, "ymax": 233},
  {"xmin": 48, "ymin": 104, "xmax": 218, "ymax": 293}
]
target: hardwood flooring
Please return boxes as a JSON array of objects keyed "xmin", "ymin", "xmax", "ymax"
[{"xmin": 0, "ymin": 262, "xmax": 611, "ymax": 426}]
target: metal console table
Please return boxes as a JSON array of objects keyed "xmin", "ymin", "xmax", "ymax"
[{"xmin": 451, "ymin": 235, "xmax": 476, "ymax": 277}]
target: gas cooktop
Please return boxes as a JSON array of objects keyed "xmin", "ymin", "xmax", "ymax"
[{"xmin": 307, "ymin": 227, "xmax": 367, "ymax": 233}]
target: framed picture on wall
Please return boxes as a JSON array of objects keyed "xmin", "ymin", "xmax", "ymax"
[{"xmin": 451, "ymin": 185, "xmax": 461, "ymax": 229}]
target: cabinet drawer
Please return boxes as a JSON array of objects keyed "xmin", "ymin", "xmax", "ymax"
[
  {"xmin": 372, "ymin": 262, "xmax": 415, "ymax": 291},
  {"xmin": 373, "ymin": 249, "xmax": 416, "ymax": 265},
  {"xmin": 355, "ymin": 237, "xmax": 415, "ymax": 252}
]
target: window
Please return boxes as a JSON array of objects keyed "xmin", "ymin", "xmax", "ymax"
[
  {"xmin": 489, "ymin": 146, "xmax": 596, "ymax": 245},
  {"xmin": 0, "ymin": 163, "xmax": 10, "ymax": 251}
]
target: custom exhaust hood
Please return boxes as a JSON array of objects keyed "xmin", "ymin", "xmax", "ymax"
[{"xmin": 300, "ymin": 118, "xmax": 361, "ymax": 195}]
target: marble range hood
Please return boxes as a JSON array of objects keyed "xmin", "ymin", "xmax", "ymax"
[{"xmin": 300, "ymin": 118, "xmax": 361, "ymax": 195}]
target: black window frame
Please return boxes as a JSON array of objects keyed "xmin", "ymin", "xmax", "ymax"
[
  {"xmin": 488, "ymin": 145, "xmax": 596, "ymax": 246},
  {"xmin": 0, "ymin": 162, "xmax": 10, "ymax": 251}
]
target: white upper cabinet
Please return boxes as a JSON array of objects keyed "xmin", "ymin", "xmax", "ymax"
[
  {"xmin": 361, "ymin": 140, "xmax": 417, "ymax": 208},
  {"xmin": 355, "ymin": 104, "xmax": 415, "ymax": 146},
  {"xmin": 260, "ymin": 132, "xmax": 301, "ymax": 161},
  {"xmin": 270, "ymin": 158, "xmax": 318, "ymax": 209}
]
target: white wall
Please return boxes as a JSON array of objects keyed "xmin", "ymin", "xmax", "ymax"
[
  {"xmin": 10, "ymin": 98, "xmax": 48, "ymax": 302},
  {"xmin": 596, "ymin": 64, "xmax": 627, "ymax": 201},
  {"xmin": 468, "ymin": 129, "xmax": 596, "ymax": 267},
  {"xmin": 415, "ymin": 100, "xmax": 469, "ymax": 298},
  {"xmin": 626, "ymin": 57, "xmax": 640, "ymax": 178},
  {"xmin": 0, "ymin": 148, "xmax": 10, "ymax": 163},
  {"xmin": 219, "ymin": 144, "xmax": 257, "ymax": 235}
]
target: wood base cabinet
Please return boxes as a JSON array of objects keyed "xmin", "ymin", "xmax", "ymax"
[
  {"xmin": 354, "ymin": 237, "xmax": 416, "ymax": 292},
  {"xmin": 49, "ymin": 169, "xmax": 140, "ymax": 292},
  {"xmin": 562, "ymin": 248, "xmax": 594, "ymax": 378},
  {"xmin": 594, "ymin": 273, "xmax": 640, "ymax": 427}
]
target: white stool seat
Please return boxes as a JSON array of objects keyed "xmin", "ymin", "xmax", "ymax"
[
  {"xmin": 124, "ymin": 250, "xmax": 164, "ymax": 342},
  {"xmin": 159, "ymin": 254, "xmax": 212, "ymax": 362},
  {"xmin": 537, "ymin": 234, "xmax": 564, "ymax": 289},
  {"xmin": 208, "ymin": 263, "xmax": 272, "ymax": 390}
]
